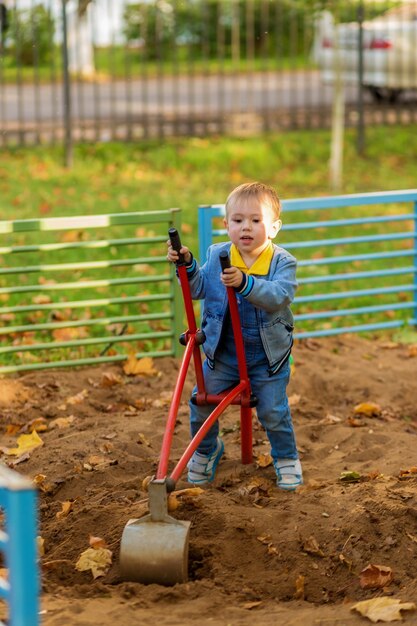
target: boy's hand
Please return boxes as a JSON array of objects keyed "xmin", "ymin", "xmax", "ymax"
[
  {"xmin": 166, "ymin": 240, "xmax": 192, "ymax": 264},
  {"xmin": 221, "ymin": 266, "xmax": 244, "ymax": 288}
]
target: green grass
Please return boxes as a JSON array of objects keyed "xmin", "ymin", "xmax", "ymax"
[
  {"xmin": 0, "ymin": 49, "xmax": 313, "ymax": 84},
  {"xmin": 0, "ymin": 126, "xmax": 416, "ymax": 369}
]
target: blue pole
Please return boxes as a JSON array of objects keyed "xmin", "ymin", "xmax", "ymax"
[
  {"xmin": 7, "ymin": 487, "xmax": 39, "ymax": 626},
  {"xmin": 414, "ymin": 200, "xmax": 417, "ymax": 327}
]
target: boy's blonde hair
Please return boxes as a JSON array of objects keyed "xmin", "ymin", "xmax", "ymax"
[{"xmin": 225, "ymin": 182, "xmax": 281, "ymax": 220}]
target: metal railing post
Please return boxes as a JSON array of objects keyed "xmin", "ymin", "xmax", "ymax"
[
  {"xmin": 61, "ymin": 0, "xmax": 73, "ymax": 168},
  {"xmin": 414, "ymin": 200, "xmax": 417, "ymax": 327}
]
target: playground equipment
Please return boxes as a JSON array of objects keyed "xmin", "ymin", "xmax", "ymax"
[{"xmin": 119, "ymin": 228, "xmax": 255, "ymax": 585}]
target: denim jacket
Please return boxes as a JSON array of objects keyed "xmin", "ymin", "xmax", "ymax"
[{"xmin": 186, "ymin": 241, "xmax": 298, "ymax": 376}]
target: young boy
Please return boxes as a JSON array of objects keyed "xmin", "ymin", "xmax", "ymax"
[{"xmin": 167, "ymin": 182, "xmax": 302, "ymax": 490}]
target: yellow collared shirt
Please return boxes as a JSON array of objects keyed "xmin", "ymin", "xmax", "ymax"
[{"xmin": 230, "ymin": 242, "xmax": 273, "ymax": 275}]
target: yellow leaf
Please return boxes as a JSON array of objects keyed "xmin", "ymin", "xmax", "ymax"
[
  {"xmin": 123, "ymin": 355, "xmax": 159, "ymax": 377},
  {"xmin": 351, "ymin": 597, "xmax": 416, "ymax": 622},
  {"xmin": 354, "ymin": 402, "xmax": 382, "ymax": 417},
  {"xmin": 3, "ymin": 431, "xmax": 44, "ymax": 456},
  {"xmin": 75, "ymin": 547, "xmax": 112, "ymax": 579},
  {"xmin": 56, "ymin": 501, "xmax": 73, "ymax": 520}
]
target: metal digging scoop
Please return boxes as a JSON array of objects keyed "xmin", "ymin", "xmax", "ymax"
[{"xmin": 119, "ymin": 479, "xmax": 191, "ymax": 585}]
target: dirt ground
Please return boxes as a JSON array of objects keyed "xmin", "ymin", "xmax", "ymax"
[{"xmin": 2, "ymin": 334, "xmax": 417, "ymax": 625}]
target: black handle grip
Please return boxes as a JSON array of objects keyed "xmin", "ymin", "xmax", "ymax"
[
  {"xmin": 219, "ymin": 251, "xmax": 231, "ymax": 272},
  {"xmin": 168, "ymin": 227, "xmax": 185, "ymax": 265}
]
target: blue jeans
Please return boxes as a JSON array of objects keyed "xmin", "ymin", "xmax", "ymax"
[{"xmin": 189, "ymin": 325, "xmax": 298, "ymax": 461}]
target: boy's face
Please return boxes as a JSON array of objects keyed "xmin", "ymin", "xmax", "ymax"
[{"xmin": 224, "ymin": 197, "xmax": 281, "ymax": 259}]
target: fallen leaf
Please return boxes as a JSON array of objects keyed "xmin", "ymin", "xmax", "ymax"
[
  {"xmin": 293, "ymin": 574, "xmax": 305, "ymax": 600},
  {"xmin": 351, "ymin": 597, "xmax": 415, "ymax": 622},
  {"xmin": 318, "ymin": 413, "xmax": 342, "ymax": 425},
  {"xmin": 302, "ymin": 535, "xmax": 325, "ymax": 557},
  {"xmin": 89, "ymin": 536, "xmax": 107, "ymax": 549},
  {"xmin": 347, "ymin": 416, "xmax": 365, "ymax": 428},
  {"xmin": 242, "ymin": 601, "xmax": 262, "ymax": 610},
  {"xmin": 52, "ymin": 327, "xmax": 88, "ymax": 342},
  {"xmin": 137, "ymin": 432, "xmax": 151, "ymax": 446},
  {"xmin": 399, "ymin": 466, "xmax": 417, "ymax": 479},
  {"xmin": 1, "ymin": 431, "xmax": 44, "ymax": 456},
  {"xmin": 340, "ymin": 470, "xmax": 362, "ymax": 483},
  {"xmin": 75, "ymin": 547, "xmax": 112, "ymax": 579},
  {"xmin": 255, "ymin": 452, "xmax": 273, "ymax": 468},
  {"xmin": 360, "ymin": 564, "xmax": 393, "ymax": 590},
  {"xmin": 123, "ymin": 355, "xmax": 159, "ymax": 377},
  {"xmin": 5, "ymin": 423, "xmax": 23, "ymax": 435},
  {"xmin": 101, "ymin": 372, "xmax": 123, "ymax": 387},
  {"xmin": 37, "ymin": 536, "xmax": 45, "ymax": 557},
  {"xmin": 288, "ymin": 393, "xmax": 301, "ymax": 407},
  {"xmin": 354, "ymin": 402, "xmax": 382, "ymax": 418},
  {"xmin": 56, "ymin": 501, "xmax": 73, "ymax": 520},
  {"xmin": 407, "ymin": 345, "xmax": 417, "ymax": 358},
  {"xmin": 66, "ymin": 389, "xmax": 89, "ymax": 405},
  {"xmin": 49, "ymin": 416, "xmax": 76, "ymax": 429},
  {"xmin": 21, "ymin": 417, "xmax": 48, "ymax": 433}
]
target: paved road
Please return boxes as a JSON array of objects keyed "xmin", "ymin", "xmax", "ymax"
[{"xmin": 0, "ymin": 71, "xmax": 360, "ymax": 123}]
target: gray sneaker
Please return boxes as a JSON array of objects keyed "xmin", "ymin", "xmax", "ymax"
[
  {"xmin": 274, "ymin": 458, "xmax": 303, "ymax": 491},
  {"xmin": 187, "ymin": 438, "xmax": 225, "ymax": 485}
]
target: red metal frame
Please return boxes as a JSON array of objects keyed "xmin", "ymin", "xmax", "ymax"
[{"xmin": 156, "ymin": 261, "xmax": 253, "ymax": 483}]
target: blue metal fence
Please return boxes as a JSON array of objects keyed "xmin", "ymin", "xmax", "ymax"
[
  {"xmin": 198, "ymin": 190, "xmax": 417, "ymax": 339},
  {"xmin": 0, "ymin": 465, "xmax": 38, "ymax": 626}
]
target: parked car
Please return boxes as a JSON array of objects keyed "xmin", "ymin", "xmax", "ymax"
[{"xmin": 312, "ymin": 8, "xmax": 417, "ymax": 102}]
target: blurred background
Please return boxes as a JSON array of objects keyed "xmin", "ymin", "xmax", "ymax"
[{"xmin": 0, "ymin": 0, "xmax": 416, "ymax": 146}]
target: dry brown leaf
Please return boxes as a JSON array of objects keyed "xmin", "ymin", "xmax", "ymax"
[
  {"xmin": 302, "ymin": 535, "xmax": 325, "ymax": 557},
  {"xmin": 318, "ymin": 413, "xmax": 342, "ymax": 425},
  {"xmin": 49, "ymin": 416, "xmax": 76, "ymax": 429},
  {"xmin": 75, "ymin": 547, "xmax": 112, "ymax": 579},
  {"xmin": 33, "ymin": 474, "xmax": 55, "ymax": 494},
  {"xmin": 137, "ymin": 432, "xmax": 151, "ymax": 446},
  {"xmin": 123, "ymin": 355, "xmax": 159, "ymax": 377},
  {"xmin": 5, "ymin": 423, "xmax": 23, "ymax": 435},
  {"xmin": 66, "ymin": 389, "xmax": 89, "ymax": 405},
  {"xmin": 347, "ymin": 416, "xmax": 365, "ymax": 428},
  {"xmin": 21, "ymin": 417, "xmax": 48, "ymax": 433},
  {"xmin": 52, "ymin": 327, "xmax": 88, "ymax": 342},
  {"xmin": 288, "ymin": 393, "xmax": 301, "ymax": 407},
  {"xmin": 351, "ymin": 597, "xmax": 416, "ymax": 622},
  {"xmin": 293, "ymin": 574, "xmax": 305, "ymax": 600},
  {"xmin": 56, "ymin": 501, "xmax": 73, "ymax": 520},
  {"xmin": 255, "ymin": 452, "xmax": 273, "ymax": 468},
  {"xmin": 407, "ymin": 344, "xmax": 417, "ymax": 358},
  {"xmin": 168, "ymin": 494, "xmax": 180, "ymax": 511},
  {"xmin": 399, "ymin": 466, "xmax": 417, "ymax": 479},
  {"xmin": 101, "ymin": 372, "xmax": 123, "ymax": 387},
  {"xmin": 354, "ymin": 402, "xmax": 382, "ymax": 417},
  {"xmin": 360, "ymin": 564, "xmax": 393, "ymax": 590},
  {"xmin": 242, "ymin": 601, "xmax": 262, "ymax": 610},
  {"xmin": 37, "ymin": 536, "xmax": 45, "ymax": 557},
  {"xmin": 89, "ymin": 536, "xmax": 107, "ymax": 549}
]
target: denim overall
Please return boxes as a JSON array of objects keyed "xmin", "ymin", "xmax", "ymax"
[{"xmin": 189, "ymin": 292, "xmax": 298, "ymax": 461}]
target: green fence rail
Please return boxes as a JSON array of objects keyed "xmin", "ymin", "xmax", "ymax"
[{"xmin": 0, "ymin": 209, "xmax": 183, "ymax": 374}]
